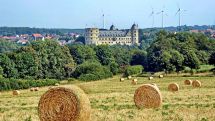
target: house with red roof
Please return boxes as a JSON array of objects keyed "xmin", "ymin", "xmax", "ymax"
[{"xmin": 32, "ymin": 34, "xmax": 44, "ymax": 41}]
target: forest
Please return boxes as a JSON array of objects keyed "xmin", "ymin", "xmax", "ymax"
[{"xmin": 0, "ymin": 30, "xmax": 215, "ymax": 90}]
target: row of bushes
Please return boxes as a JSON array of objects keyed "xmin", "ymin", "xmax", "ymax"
[
  {"xmin": 125, "ymin": 65, "xmax": 143, "ymax": 76},
  {"xmin": 183, "ymin": 65, "xmax": 215, "ymax": 74},
  {"xmin": 73, "ymin": 63, "xmax": 143, "ymax": 81},
  {"xmin": 73, "ymin": 61, "xmax": 113, "ymax": 81},
  {"xmin": 0, "ymin": 78, "xmax": 58, "ymax": 91}
]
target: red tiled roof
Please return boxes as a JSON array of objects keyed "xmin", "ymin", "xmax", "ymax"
[{"xmin": 32, "ymin": 34, "xmax": 43, "ymax": 37}]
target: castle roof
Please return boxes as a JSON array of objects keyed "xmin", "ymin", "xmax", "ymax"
[
  {"xmin": 99, "ymin": 30, "xmax": 129, "ymax": 37},
  {"xmin": 131, "ymin": 24, "xmax": 138, "ymax": 29}
]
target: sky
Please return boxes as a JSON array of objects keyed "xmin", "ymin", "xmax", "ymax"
[{"xmin": 0, "ymin": 0, "xmax": 215, "ymax": 29}]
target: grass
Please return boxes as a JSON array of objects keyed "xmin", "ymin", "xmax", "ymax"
[
  {"xmin": 184, "ymin": 65, "xmax": 214, "ymax": 73},
  {"xmin": 0, "ymin": 75, "xmax": 215, "ymax": 121}
]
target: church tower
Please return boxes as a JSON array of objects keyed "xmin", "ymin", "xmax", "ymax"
[{"xmin": 131, "ymin": 24, "xmax": 139, "ymax": 44}]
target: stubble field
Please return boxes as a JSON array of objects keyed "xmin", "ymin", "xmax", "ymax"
[{"xmin": 0, "ymin": 75, "xmax": 215, "ymax": 121}]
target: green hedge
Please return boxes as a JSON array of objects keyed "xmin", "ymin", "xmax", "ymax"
[
  {"xmin": 77, "ymin": 67, "xmax": 113, "ymax": 81},
  {"xmin": 74, "ymin": 61, "xmax": 113, "ymax": 81},
  {"xmin": 125, "ymin": 65, "xmax": 143, "ymax": 76},
  {"xmin": 0, "ymin": 78, "xmax": 58, "ymax": 91},
  {"xmin": 78, "ymin": 74, "xmax": 99, "ymax": 81}
]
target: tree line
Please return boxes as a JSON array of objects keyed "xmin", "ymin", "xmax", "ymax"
[
  {"xmin": 0, "ymin": 27, "xmax": 84, "ymax": 36},
  {"xmin": 0, "ymin": 30, "xmax": 215, "ymax": 82}
]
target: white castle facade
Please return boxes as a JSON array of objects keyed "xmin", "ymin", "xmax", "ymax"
[{"xmin": 85, "ymin": 24, "xmax": 139, "ymax": 45}]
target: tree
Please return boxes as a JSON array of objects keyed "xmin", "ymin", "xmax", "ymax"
[
  {"xmin": 125, "ymin": 65, "xmax": 143, "ymax": 76},
  {"xmin": 68, "ymin": 44, "xmax": 97, "ymax": 64},
  {"xmin": 182, "ymin": 49, "xmax": 200, "ymax": 70},
  {"xmin": 10, "ymin": 46, "xmax": 39, "ymax": 78},
  {"xmin": 73, "ymin": 61, "xmax": 112, "ymax": 81},
  {"xmin": 209, "ymin": 52, "xmax": 215, "ymax": 66},
  {"xmin": 109, "ymin": 62, "xmax": 119, "ymax": 75},
  {"xmin": 147, "ymin": 34, "xmax": 174, "ymax": 72},
  {"xmin": 160, "ymin": 51, "xmax": 175, "ymax": 73},
  {"xmin": 195, "ymin": 50, "xmax": 209, "ymax": 64},
  {"xmin": 95, "ymin": 45, "xmax": 115, "ymax": 65},
  {"xmin": 0, "ymin": 66, "xmax": 3, "ymax": 77},
  {"xmin": 111, "ymin": 45, "xmax": 131, "ymax": 67},
  {"xmin": 170, "ymin": 50, "xmax": 184, "ymax": 73},
  {"xmin": 0, "ymin": 53, "xmax": 18, "ymax": 78},
  {"xmin": 31, "ymin": 40, "xmax": 76, "ymax": 79},
  {"xmin": 0, "ymin": 39, "xmax": 20, "ymax": 53},
  {"xmin": 130, "ymin": 50, "xmax": 148, "ymax": 70}
]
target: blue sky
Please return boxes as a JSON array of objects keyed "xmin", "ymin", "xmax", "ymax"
[{"xmin": 0, "ymin": 0, "xmax": 214, "ymax": 29}]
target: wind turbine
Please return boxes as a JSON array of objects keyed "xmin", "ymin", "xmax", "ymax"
[
  {"xmin": 101, "ymin": 10, "xmax": 111, "ymax": 29},
  {"xmin": 149, "ymin": 7, "xmax": 155, "ymax": 28},
  {"xmin": 157, "ymin": 6, "xmax": 167, "ymax": 28},
  {"xmin": 175, "ymin": 5, "xmax": 187, "ymax": 31},
  {"xmin": 102, "ymin": 14, "xmax": 105, "ymax": 29}
]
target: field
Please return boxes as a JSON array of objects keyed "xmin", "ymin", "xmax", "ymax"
[{"xmin": 0, "ymin": 75, "xmax": 215, "ymax": 121}]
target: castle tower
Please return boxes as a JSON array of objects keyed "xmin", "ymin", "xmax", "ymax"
[
  {"xmin": 131, "ymin": 24, "xmax": 139, "ymax": 44},
  {"xmin": 85, "ymin": 28, "xmax": 99, "ymax": 45},
  {"xmin": 110, "ymin": 24, "xmax": 116, "ymax": 30}
]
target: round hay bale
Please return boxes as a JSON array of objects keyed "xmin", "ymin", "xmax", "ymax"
[
  {"xmin": 150, "ymin": 83, "xmax": 159, "ymax": 90},
  {"xmin": 38, "ymin": 86, "xmax": 91, "ymax": 121},
  {"xmin": 148, "ymin": 77, "xmax": 153, "ymax": 80},
  {"xmin": 134, "ymin": 84, "xmax": 162, "ymax": 109},
  {"xmin": 128, "ymin": 76, "xmax": 132, "ymax": 79},
  {"xmin": 150, "ymin": 83, "xmax": 157, "ymax": 87},
  {"xmin": 49, "ymin": 86, "xmax": 54, "ymax": 89},
  {"xmin": 132, "ymin": 79, "xmax": 138, "ymax": 85},
  {"xmin": 192, "ymin": 80, "xmax": 201, "ymax": 88},
  {"xmin": 159, "ymin": 75, "xmax": 164, "ymax": 78},
  {"xmin": 13, "ymin": 90, "xmax": 20, "ymax": 95},
  {"xmin": 34, "ymin": 87, "xmax": 39, "ymax": 91},
  {"xmin": 55, "ymin": 83, "xmax": 60, "ymax": 86},
  {"xmin": 168, "ymin": 83, "xmax": 179, "ymax": 92},
  {"xmin": 30, "ymin": 88, "xmax": 35, "ymax": 91},
  {"xmin": 120, "ymin": 78, "xmax": 125, "ymax": 82},
  {"xmin": 184, "ymin": 80, "xmax": 192, "ymax": 85}
]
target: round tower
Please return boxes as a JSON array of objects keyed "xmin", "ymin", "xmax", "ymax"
[
  {"xmin": 131, "ymin": 24, "xmax": 139, "ymax": 44},
  {"xmin": 85, "ymin": 28, "xmax": 99, "ymax": 45},
  {"xmin": 110, "ymin": 25, "xmax": 116, "ymax": 30}
]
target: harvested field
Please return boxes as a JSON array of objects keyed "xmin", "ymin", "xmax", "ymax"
[{"xmin": 0, "ymin": 76, "xmax": 215, "ymax": 121}]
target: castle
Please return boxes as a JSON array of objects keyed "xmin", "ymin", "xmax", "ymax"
[{"xmin": 85, "ymin": 24, "xmax": 139, "ymax": 45}]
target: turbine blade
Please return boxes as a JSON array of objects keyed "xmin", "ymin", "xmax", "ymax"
[
  {"xmin": 149, "ymin": 11, "xmax": 155, "ymax": 17},
  {"xmin": 175, "ymin": 10, "xmax": 180, "ymax": 15}
]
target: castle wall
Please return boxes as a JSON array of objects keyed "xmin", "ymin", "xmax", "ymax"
[{"xmin": 85, "ymin": 25, "xmax": 139, "ymax": 45}]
